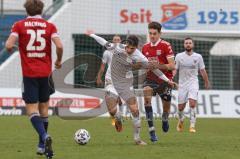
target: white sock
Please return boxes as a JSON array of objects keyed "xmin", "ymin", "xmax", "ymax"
[
  {"xmin": 132, "ymin": 116, "xmax": 141, "ymax": 141},
  {"xmin": 114, "ymin": 108, "xmax": 121, "ymax": 120},
  {"xmin": 178, "ymin": 110, "xmax": 184, "ymax": 122},
  {"xmin": 118, "ymin": 104, "xmax": 124, "ymax": 115},
  {"xmin": 190, "ymin": 107, "xmax": 196, "ymax": 128}
]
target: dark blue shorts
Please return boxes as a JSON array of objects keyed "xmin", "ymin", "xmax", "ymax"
[
  {"xmin": 143, "ymin": 80, "xmax": 172, "ymax": 101},
  {"xmin": 22, "ymin": 76, "xmax": 55, "ymax": 104}
]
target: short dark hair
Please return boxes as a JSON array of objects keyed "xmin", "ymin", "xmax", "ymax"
[
  {"xmin": 24, "ymin": 0, "xmax": 44, "ymax": 16},
  {"xmin": 184, "ymin": 37, "xmax": 193, "ymax": 42},
  {"xmin": 148, "ymin": 21, "xmax": 162, "ymax": 33},
  {"xmin": 126, "ymin": 35, "xmax": 139, "ymax": 47}
]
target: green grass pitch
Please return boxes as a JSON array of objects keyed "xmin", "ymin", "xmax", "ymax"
[{"xmin": 0, "ymin": 116, "xmax": 239, "ymax": 159}]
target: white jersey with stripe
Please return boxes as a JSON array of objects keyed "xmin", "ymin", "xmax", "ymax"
[
  {"xmin": 175, "ymin": 52, "xmax": 205, "ymax": 88},
  {"xmin": 90, "ymin": 34, "xmax": 170, "ymax": 83}
]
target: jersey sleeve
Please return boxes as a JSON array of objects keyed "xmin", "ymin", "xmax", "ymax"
[
  {"xmin": 136, "ymin": 49, "xmax": 148, "ymax": 63},
  {"xmin": 51, "ymin": 23, "xmax": 59, "ymax": 39},
  {"xmin": 10, "ymin": 22, "xmax": 20, "ymax": 37},
  {"xmin": 198, "ymin": 55, "xmax": 205, "ymax": 70},
  {"xmin": 175, "ymin": 54, "xmax": 180, "ymax": 70},
  {"xmin": 102, "ymin": 51, "xmax": 108, "ymax": 64},
  {"xmin": 135, "ymin": 49, "xmax": 149, "ymax": 68},
  {"xmin": 165, "ymin": 43, "xmax": 174, "ymax": 59}
]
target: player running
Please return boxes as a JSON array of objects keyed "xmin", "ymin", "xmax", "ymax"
[
  {"xmin": 142, "ymin": 22, "xmax": 176, "ymax": 142},
  {"xmin": 86, "ymin": 30, "xmax": 176, "ymax": 145},
  {"xmin": 96, "ymin": 35, "xmax": 123, "ymax": 126},
  {"xmin": 5, "ymin": 0, "xmax": 63, "ymax": 158},
  {"xmin": 175, "ymin": 37, "xmax": 210, "ymax": 133}
]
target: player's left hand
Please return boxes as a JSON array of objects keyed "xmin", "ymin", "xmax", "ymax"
[
  {"xmin": 55, "ymin": 60, "xmax": 62, "ymax": 69},
  {"xmin": 85, "ymin": 29, "xmax": 95, "ymax": 36},
  {"xmin": 167, "ymin": 80, "xmax": 178, "ymax": 89}
]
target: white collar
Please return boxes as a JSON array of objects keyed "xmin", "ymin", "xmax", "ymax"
[
  {"xmin": 185, "ymin": 51, "xmax": 194, "ymax": 56},
  {"xmin": 27, "ymin": 15, "xmax": 42, "ymax": 19},
  {"xmin": 150, "ymin": 38, "xmax": 161, "ymax": 47}
]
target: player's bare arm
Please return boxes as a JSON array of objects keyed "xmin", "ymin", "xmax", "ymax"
[
  {"xmin": 52, "ymin": 37, "xmax": 63, "ymax": 69},
  {"xmin": 96, "ymin": 63, "xmax": 105, "ymax": 86},
  {"xmin": 200, "ymin": 69, "xmax": 210, "ymax": 89},
  {"xmin": 157, "ymin": 57, "xmax": 175, "ymax": 71},
  {"xmin": 132, "ymin": 61, "xmax": 158, "ymax": 70},
  {"xmin": 133, "ymin": 61, "xmax": 178, "ymax": 88},
  {"xmin": 5, "ymin": 35, "xmax": 17, "ymax": 52}
]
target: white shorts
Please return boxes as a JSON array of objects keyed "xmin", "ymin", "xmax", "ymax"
[
  {"xmin": 105, "ymin": 78, "xmax": 134, "ymax": 102},
  {"xmin": 178, "ymin": 86, "xmax": 198, "ymax": 104},
  {"xmin": 105, "ymin": 78, "xmax": 119, "ymax": 98},
  {"xmin": 105, "ymin": 84, "xmax": 119, "ymax": 96}
]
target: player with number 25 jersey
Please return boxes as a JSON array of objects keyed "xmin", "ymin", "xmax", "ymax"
[
  {"xmin": 5, "ymin": 0, "xmax": 63, "ymax": 158},
  {"xmin": 11, "ymin": 15, "xmax": 58, "ymax": 77}
]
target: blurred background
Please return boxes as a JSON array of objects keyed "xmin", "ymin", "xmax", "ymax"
[{"xmin": 0, "ymin": 0, "xmax": 239, "ymax": 117}]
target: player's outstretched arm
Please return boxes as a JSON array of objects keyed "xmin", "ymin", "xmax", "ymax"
[
  {"xmin": 135, "ymin": 60, "xmax": 178, "ymax": 88},
  {"xmin": 85, "ymin": 30, "xmax": 108, "ymax": 46},
  {"xmin": 5, "ymin": 35, "xmax": 17, "ymax": 53},
  {"xmin": 152, "ymin": 69, "xmax": 178, "ymax": 88}
]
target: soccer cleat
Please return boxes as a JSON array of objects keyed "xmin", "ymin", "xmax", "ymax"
[
  {"xmin": 36, "ymin": 147, "xmax": 45, "ymax": 156},
  {"xmin": 114, "ymin": 116, "xmax": 123, "ymax": 132},
  {"xmin": 135, "ymin": 139, "xmax": 147, "ymax": 146},
  {"xmin": 189, "ymin": 127, "xmax": 196, "ymax": 133},
  {"xmin": 149, "ymin": 127, "xmax": 158, "ymax": 142},
  {"xmin": 149, "ymin": 131, "xmax": 158, "ymax": 142},
  {"xmin": 44, "ymin": 135, "xmax": 54, "ymax": 159},
  {"xmin": 111, "ymin": 117, "xmax": 115, "ymax": 126},
  {"xmin": 177, "ymin": 120, "xmax": 184, "ymax": 132},
  {"xmin": 162, "ymin": 120, "xmax": 169, "ymax": 133}
]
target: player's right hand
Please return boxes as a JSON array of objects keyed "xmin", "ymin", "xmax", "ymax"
[
  {"xmin": 96, "ymin": 77, "xmax": 103, "ymax": 87},
  {"xmin": 85, "ymin": 29, "xmax": 94, "ymax": 36},
  {"xmin": 205, "ymin": 81, "xmax": 211, "ymax": 89},
  {"xmin": 148, "ymin": 61, "xmax": 159, "ymax": 70},
  {"xmin": 55, "ymin": 60, "xmax": 62, "ymax": 69}
]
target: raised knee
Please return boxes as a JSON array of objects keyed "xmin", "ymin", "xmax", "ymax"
[{"xmin": 130, "ymin": 107, "xmax": 139, "ymax": 116}]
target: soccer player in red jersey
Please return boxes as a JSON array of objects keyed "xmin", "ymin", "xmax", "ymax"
[
  {"xmin": 5, "ymin": 0, "xmax": 63, "ymax": 158},
  {"xmin": 142, "ymin": 22, "xmax": 176, "ymax": 142}
]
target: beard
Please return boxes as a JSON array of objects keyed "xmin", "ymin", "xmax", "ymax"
[{"xmin": 185, "ymin": 48, "xmax": 192, "ymax": 52}]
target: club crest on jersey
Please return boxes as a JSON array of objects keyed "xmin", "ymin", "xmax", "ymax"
[
  {"xmin": 156, "ymin": 50, "xmax": 161, "ymax": 56},
  {"xmin": 194, "ymin": 60, "xmax": 197, "ymax": 64},
  {"xmin": 161, "ymin": 3, "xmax": 188, "ymax": 30},
  {"xmin": 145, "ymin": 52, "xmax": 149, "ymax": 56}
]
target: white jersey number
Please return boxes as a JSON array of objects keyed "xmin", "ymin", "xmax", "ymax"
[{"xmin": 26, "ymin": 29, "xmax": 46, "ymax": 51}]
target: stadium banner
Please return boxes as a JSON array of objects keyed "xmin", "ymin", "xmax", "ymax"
[
  {"xmin": 0, "ymin": 88, "xmax": 239, "ymax": 118},
  {"xmin": 112, "ymin": 0, "xmax": 240, "ymax": 32},
  {"xmin": 0, "ymin": 88, "xmax": 100, "ymax": 116}
]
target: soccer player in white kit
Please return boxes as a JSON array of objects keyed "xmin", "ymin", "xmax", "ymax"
[
  {"xmin": 86, "ymin": 30, "xmax": 176, "ymax": 145},
  {"xmin": 96, "ymin": 35, "xmax": 123, "ymax": 126},
  {"xmin": 175, "ymin": 37, "xmax": 210, "ymax": 133}
]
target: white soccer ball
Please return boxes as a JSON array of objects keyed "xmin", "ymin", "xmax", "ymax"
[{"xmin": 74, "ymin": 129, "xmax": 91, "ymax": 145}]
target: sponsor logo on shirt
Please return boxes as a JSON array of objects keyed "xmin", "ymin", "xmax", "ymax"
[{"xmin": 156, "ymin": 50, "xmax": 161, "ymax": 56}]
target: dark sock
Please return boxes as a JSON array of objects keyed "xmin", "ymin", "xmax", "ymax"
[
  {"xmin": 162, "ymin": 112, "xmax": 169, "ymax": 122},
  {"xmin": 30, "ymin": 113, "xmax": 47, "ymax": 143},
  {"xmin": 39, "ymin": 117, "xmax": 49, "ymax": 147},
  {"xmin": 145, "ymin": 106, "xmax": 154, "ymax": 128},
  {"xmin": 42, "ymin": 117, "xmax": 49, "ymax": 132}
]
